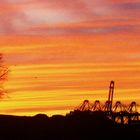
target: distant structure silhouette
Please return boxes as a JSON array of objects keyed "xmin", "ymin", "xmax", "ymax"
[
  {"xmin": 75, "ymin": 81, "xmax": 140, "ymax": 124},
  {"xmin": 92, "ymin": 100, "xmax": 102, "ymax": 111},
  {"xmin": 106, "ymin": 81, "xmax": 114, "ymax": 112},
  {"xmin": 113, "ymin": 101, "xmax": 126, "ymax": 112},
  {"xmin": 128, "ymin": 101, "xmax": 137, "ymax": 113},
  {"xmin": 77, "ymin": 100, "xmax": 91, "ymax": 111}
]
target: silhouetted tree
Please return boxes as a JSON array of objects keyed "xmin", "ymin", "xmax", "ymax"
[{"xmin": 0, "ymin": 54, "xmax": 8, "ymax": 98}]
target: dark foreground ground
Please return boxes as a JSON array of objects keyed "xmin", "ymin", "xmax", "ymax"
[{"xmin": 0, "ymin": 111, "xmax": 139, "ymax": 140}]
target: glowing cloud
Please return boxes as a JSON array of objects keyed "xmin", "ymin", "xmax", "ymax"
[{"xmin": 0, "ymin": 0, "xmax": 139, "ymax": 116}]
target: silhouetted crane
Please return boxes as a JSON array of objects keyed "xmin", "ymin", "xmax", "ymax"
[
  {"xmin": 74, "ymin": 81, "xmax": 140, "ymax": 124},
  {"xmin": 92, "ymin": 100, "xmax": 102, "ymax": 111}
]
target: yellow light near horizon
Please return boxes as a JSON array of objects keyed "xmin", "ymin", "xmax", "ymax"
[{"xmin": 0, "ymin": 30, "xmax": 140, "ymax": 116}]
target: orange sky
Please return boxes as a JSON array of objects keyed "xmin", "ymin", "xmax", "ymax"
[{"xmin": 0, "ymin": 0, "xmax": 140, "ymax": 116}]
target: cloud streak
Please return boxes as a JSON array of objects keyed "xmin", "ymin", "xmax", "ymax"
[
  {"xmin": 0, "ymin": 0, "xmax": 140, "ymax": 116},
  {"xmin": 116, "ymin": 2, "xmax": 140, "ymax": 10},
  {"xmin": 0, "ymin": 0, "xmax": 139, "ymax": 34}
]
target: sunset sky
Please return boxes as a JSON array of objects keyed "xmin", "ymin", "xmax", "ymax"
[{"xmin": 0, "ymin": 0, "xmax": 140, "ymax": 116}]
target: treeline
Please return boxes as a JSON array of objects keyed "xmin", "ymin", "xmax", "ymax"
[{"xmin": 0, "ymin": 111, "xmax": 139, "ymax": 140}]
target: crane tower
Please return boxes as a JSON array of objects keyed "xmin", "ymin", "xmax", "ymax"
[{"xmin": 103, "ymin": 81, "xmax": 114, "ymax": 112}]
